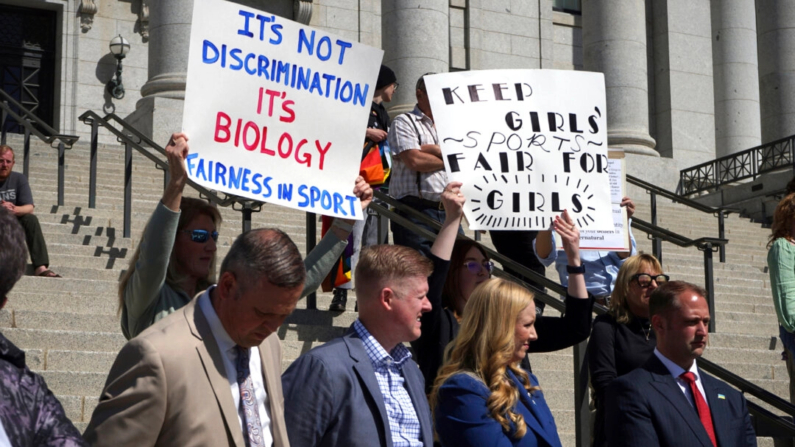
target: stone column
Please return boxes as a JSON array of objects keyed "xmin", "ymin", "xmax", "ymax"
[
  {"xmin": 756, "ymin": 0, "xmax": 795, "ymax": 143},
  {"xmin": 139, "ymin": 0, "xmax": 194, "ymax": 100},
  {"xmin": 711, "ymin": 0, "xmax": 761, "ymax": 156},
  {"xmin": 582, "ymin": 0, "xmax": 657, "ymax": 156},
  {"xmin": 381, "ymin": 0, "xmax": 449, "ymax": 116}
]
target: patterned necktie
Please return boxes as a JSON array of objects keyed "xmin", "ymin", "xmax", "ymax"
[
  {"xmin": 680, "ymin": 372, "xmax": 717, "ymax": 447},
  {"xmin": 236, "ymin": 346, "xmax": 263, "ymax": 447}
]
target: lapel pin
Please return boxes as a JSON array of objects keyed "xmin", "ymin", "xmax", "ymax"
[{"xmin": 717, "ymin": 394, "xmax": 726, "ymax": 400}]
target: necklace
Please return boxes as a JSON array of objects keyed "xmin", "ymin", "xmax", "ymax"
[{"xmin": 641, "ymin": 322, "xmax": 651, "ymax": 340}]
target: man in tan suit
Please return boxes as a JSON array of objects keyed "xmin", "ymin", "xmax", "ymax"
[{"xmin": 84, "ymin": 228, "xmax": 305, "ymax": 447}]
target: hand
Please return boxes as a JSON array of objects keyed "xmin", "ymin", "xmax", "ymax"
[
  {"xmin": 421, "ymin": 144, "xmax": 442, "ymax": 159},
  {"xmin": 621, "ymin": 196, "xmax": 635, "ymax": 219},
  {"xmin": 366, "ymin": 128, "xmax": 387, "ymax": 143},
  {"xmin": 0, "ymin": 201, "xmax": 14, "ymax": 213},
  {"xmin": 440, "ymin": 181, "xmax": 465, "ymax": 221},
  {"xmin": 553, "ymin": 210, "xmax": 581, "ymax": 266},
  {"xmin": 165, "ymin": 132, "xmax": 189, "ymax": 187},
  {"xmin": 353, "ymin": 176, "xmax": 373, "ymax": 210}
]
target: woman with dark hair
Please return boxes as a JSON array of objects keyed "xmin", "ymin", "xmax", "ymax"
[
  {"xmin": 767, "ymin": 193, "xmax": 795, "ymax": 407},
  {"xmin": 586, "ymin": 253, "xmax": 667, "ymax": 447},
  {"xmin": 411, "ymin": 185, "xmax": 593, "ymax": 393},
  {"xmin": 119, "ymin": 133, "xmax": 373, "ymax": 339}
]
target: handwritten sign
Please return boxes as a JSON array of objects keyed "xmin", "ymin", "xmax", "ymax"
[
  {"xmin": 182, "ymin": 0, "xmax": 383, "ymax": 219},
  {"xmin": 424, "ymin": 70, "xmax": 612, "ymax": 230},
  {"xmin": 558, "ymin": 152, "xmax": 630, "ymax": 251}
]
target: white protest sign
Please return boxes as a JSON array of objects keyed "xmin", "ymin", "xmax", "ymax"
[
  {"xmin": 182, "ymin": 0, "xmax": 383, "ymax": 219},
  {"xmin": 424, "ymin": 69, "xmax": 612, "ymax": 230},
  {"xmin": 558, "ymin": 153, "xmax": 630, "ymax": 251}
]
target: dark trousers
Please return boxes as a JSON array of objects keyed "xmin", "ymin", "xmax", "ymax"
[
  {"xmin": 489, "ymin": 230, "xmax": 547, "ymax": 313},
  {"xmin": 18, "ymin": 213, "xmax": 49, "ymax": 268},
  {"xmin": 391, "ymin": 196, "xmax": 461, "ymax": 258}
]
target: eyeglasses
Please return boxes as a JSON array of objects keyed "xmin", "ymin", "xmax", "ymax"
[
  {"xmin": 463, "ymin": 261, "xmax": 494, "ymax": 274},
  {"xmin": 631, "ymin": 273, "xmax": 669, "ymax": 288},
  {"xmin": 182, "ymin": 229, "xmax": 219, "ymax": 243},
  {"xmin": 393, "ymin": 82, "xmax": 400, "ymax": 91}
]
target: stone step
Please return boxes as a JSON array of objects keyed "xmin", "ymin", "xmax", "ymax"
[
  {"xmin": 4, "ymin": 291, "xmax": 119, "ymax": 315},
  {"xmin": 2, "ymin": 328, "xmax": 126, "ymax": 353},
  {"xmin": 11, "ymin": 310, "xmax": 119, "ymax": 333}
]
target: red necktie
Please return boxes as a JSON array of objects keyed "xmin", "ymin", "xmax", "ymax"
[{"xmin": 680, "ymin": 372, "xmax": 717, "ymax": 447}]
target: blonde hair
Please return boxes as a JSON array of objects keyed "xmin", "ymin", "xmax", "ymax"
[
  {"xmin": 430, "ymin": 278, "xmax": 538, "ymax": 439},
  {"xmin": 609, "ymin": 254, "xmax": 663, "ymax": 324},
  {"xmin": 769, "ymin": 193, "xmax": 795, "ymax": 249},
  {"xmin": 118, "ymin": 197, "xmax": 222, "ymax": 313}
]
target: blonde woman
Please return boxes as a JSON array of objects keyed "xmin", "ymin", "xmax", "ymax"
[
  {"xmin": 430, "ymin": 211, "xmax": 585, "ymax": 447},
  {"xmin": 768, "ymin": 193, "xmax": 795, "ymax": 406},
  {"xmin": 431, "ymin": 279, "xmax": 561, "ymax": 447},
  {"xmin": 586, "ymin": 253, "xmax": 667, "ymax": 447}
]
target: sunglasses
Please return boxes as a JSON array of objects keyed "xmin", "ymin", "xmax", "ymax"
[
  {"xmin": 631, "ymin": 273, "xmax": 669, "ymax": 288},
  {"xmin": 182, "ymin": 229, "xmax": 219, "ymax": 243},
  {"xmin": 463, "ymin": 261, "xmax": 494, "ymax": 274}
]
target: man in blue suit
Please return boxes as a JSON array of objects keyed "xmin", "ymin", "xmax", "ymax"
[
  {"xmin": 282, "ymin": 244, "xmax": 434, "ymax": 447},
  {"xmin": 605, "ymin": 281, "xmax": 756, "ymax": 447}
]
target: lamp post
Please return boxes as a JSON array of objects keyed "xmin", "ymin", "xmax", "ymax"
[{"xmin": 107, "ymin": 34, "xmax": 130, "ymax": 99}]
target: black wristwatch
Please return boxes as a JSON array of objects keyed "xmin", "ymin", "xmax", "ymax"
[{"xmin": 566, "ymin": 264, "xmax": 586, "ymax": 275}]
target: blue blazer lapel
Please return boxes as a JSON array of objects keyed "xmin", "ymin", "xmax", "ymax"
[
  {"xmin": 403, "ymin": 365, "xmax": 433, "ymax": 446},
  {"xmin": 343, "ymin": 330, "xmax": 394, "ymax": 447},
  {"xmin": 645, "ymin": 356, "xmax": 714, "ymax": 447},
  {"xmin": 510, "ymin": 371, "xmax": 562, "ymax": 447},
  {"xmin": 700, "ymin": 371, "xmax": 730, "ymax": 446}
]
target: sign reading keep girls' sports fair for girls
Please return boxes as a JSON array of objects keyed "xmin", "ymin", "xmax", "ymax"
[
  {"xmin": 182, "ymin": 0, "xmax": 383, "ymax": 219},
  {"xmin": 425, "ymin": 70, "xmax": 613, "ymax": 232}
]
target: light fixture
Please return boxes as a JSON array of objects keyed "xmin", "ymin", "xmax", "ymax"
[{"xmin": 107, "ymin": 34, "xmax": 130, "ymax": 100}]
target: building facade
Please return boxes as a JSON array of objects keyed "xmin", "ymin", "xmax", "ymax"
[{"xmin": 1, "ymin": 0, "xmax": 791, "ymax": 189}]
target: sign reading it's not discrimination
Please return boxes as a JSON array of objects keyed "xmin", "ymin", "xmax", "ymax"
[
  {"xmin": 425, "ymin": 70, "xmax": 613, "ymax": 231},
  {"xmin": 182, "ymin": 0, "xmax": 383, "ymax": 219}
]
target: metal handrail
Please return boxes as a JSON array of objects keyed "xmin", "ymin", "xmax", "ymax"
[
  {"xmin": 680, "ymin": 134, "xmax": 795, "ymax": 195},
  {"xmin": 0, "ymin": 90, "xmax": 80, "ymax": 206},
  {"xmin": 351, "ymin": 192, "xmax": 794, "ymax": 445},
  {"xmin": 77, "ymin": 110, "xmax": 262, "ymax": 237},
  {"xmin": 628, "ymin": 174, "xmax": 738, "ymax": 263}
]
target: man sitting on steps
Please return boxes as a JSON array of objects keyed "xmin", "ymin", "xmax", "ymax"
[{"xmin": 0, "ymin": 145, "xmax": 60, "ymax": 278}]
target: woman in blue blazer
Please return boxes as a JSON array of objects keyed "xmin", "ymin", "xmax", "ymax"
[{"xmin": 431, "ymin": 277, "xmax": 565, "ymax": 447}]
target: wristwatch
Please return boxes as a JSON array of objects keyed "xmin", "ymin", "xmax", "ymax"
[{"xmin": 566, "ymin": 264, "xmax": 586, "ymax": 275}]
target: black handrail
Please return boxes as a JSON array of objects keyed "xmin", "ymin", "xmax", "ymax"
[
  {"xmin": 77, "ymin": 110, "xmax": 262, "ymax": 237},
  {"xmin": 628, "ymin": 174, "xmax": 738, "ymax": 263},
  {"xmin": 680, "ymin": 134, "xmax": 795, "ymax": 195},
  {"xmin": 0, "ymin": 89, "xmax": 80, "ymax": 207}
]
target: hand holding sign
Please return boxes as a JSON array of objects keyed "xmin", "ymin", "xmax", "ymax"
[
  {"xmin": 553, "ymin": 210, "xmax": 581, "ymax": 266},
  {"xmin": 166, "ymin": 133, "xmax": 190, "ymax": 188},
  {"xmin": 441, "ymin": 181, "xmax": 466, "ymax": 221}
]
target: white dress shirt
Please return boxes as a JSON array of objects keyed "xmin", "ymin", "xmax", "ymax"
[
  {"xmin": 199, "ymin": 287, "xmax": 274, "ymax": 446},
  {"xmin": 653, "ymin": 348, "xmax": 709, "ymax": 410},
  {"xmin": 0, "ymin": 422, "xmax": 10, "ymax": 447}
]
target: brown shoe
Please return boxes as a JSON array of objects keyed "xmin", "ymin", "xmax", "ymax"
[{"xmin": 36, "ymin": 269, "xmax": 62, "ymax": 278}]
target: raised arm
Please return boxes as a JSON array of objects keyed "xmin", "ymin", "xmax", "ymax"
[
  {"xmin": 301, "ymin": 177, "xmax": 373, "ymax": 297},
  {"xmin": 123, "ymin": 134, "xmax": 189, "ymax": 323},
  {"xmin": 553, "ymin": 210, "xmax": 587, "ymax": 299}
]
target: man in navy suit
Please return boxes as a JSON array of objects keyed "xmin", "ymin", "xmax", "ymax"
[
  {"xmin": 605, "ymin": 281, "xmax": 756, "ymax": 447},
  {"xmin": 282, "ymin": 244, "xmax": 434, "ymax": 447}
]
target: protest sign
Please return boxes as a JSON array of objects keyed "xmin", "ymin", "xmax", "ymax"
[
  {"xmin": 182, "ymin": 0, "xmax": 383, "ymax": 219},
  {"xmin": 557, "ymin": 151, "xmax": 630, "ymax": 251},
  {"xmin": 424, "ymin": 69, "xmax": 612, "ymax": 230}
]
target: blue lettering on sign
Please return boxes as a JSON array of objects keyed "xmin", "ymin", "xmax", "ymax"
[
  {"xmin": 202, "ymin": 40, "xmax": 219, "ymax": 64},
  {"xmin": 215, "ymin": 162, "xmax": 227, "ymax": 187},
  {"xmin": 251, "ymin": 173, "xmax": 263, "ymax": 195},
  {"xmin": 316, "ymin": 36, "xmax": 332, "ymax": 61},
  {"xmin": 229, "ymin": 48, "xmax": 244, "ymax": 71},
  {"xmin": 297, "ymin": 29, "xmax": 315, "ymax": 56},
  {"xmin": 332, "ymin": 193, "xmax": 346, "ymax": 215},
  {"xmin": 241, "ymin": 168, "xmax": 252, "ymax": 192},
  {"xmin": 297, "ymin": 185, "xmax": 309, "ymax": 207},
  {"xmin": 228, "ymin": 166, "xmax": 243, "ymax": 189},
  {"xmin": 261, "ymin": 176, "xmax": 272, "ymax": 198},
  {"xmin": 336, "ymin": 40, "xmax": 352, "ymax": 64},
  {"xmin": 270, "ymin": 24, "xmax": 283, "ymax": 45},
  {"xmin": 238, "ymin": 10, "xmax": 255, "ymax": 37},
  {"xmin": 186, "ymin": 153, "xmax": 198, "ymax": 176}
]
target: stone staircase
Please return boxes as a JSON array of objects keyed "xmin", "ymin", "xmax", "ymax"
[{"xmin": 0, "ymin": 133, "xmax": 789, "ymax": 446}]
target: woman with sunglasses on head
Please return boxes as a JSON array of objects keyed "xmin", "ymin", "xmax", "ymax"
[
  {"xmin": 118, "ymin": 133, "xmax": 372, "ymax": 340},
  {"xmin": 411, "ymin": 183, "xmax": 592, "ymax": 393},
  {"xmin": 586, "ymin": 254, "xmax": 667, "ymax": 447}
]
